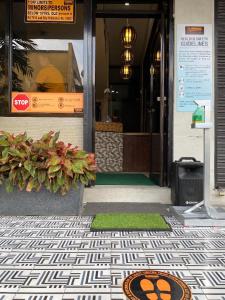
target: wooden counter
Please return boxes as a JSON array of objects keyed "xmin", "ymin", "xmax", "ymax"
[
  {"xmin": 95, "ymin": 129, "xmax": 160, "ymax": 173},
  {"xmin": 95, "ymin": 122, "xmax": 123, "ymax": 133},
  {"xmin": 123, "ymin": 133, "xmax": 160, "ymax": 173},
  {"xmin": 123, "ymin": 133, "xmax": 150, "ymax": 172}
]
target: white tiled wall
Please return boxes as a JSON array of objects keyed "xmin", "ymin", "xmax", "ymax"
[{"xmin": 0, "ymin": 117, "xmax": 83, "ymax": 148}]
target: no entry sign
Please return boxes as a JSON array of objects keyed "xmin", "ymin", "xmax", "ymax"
[{"xmin": 13, "ymin": 94, "xmax": 30, "ymax": 111}]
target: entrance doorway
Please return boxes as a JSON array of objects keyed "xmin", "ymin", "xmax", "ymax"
[{"xmin": 94, "ymin": 1, "xmax": 173, "ymax": 187}]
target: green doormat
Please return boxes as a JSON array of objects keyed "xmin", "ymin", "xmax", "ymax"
[
  {"xmin": 91, "ymin": 213, "xmax": 171, "ymax": 231},
  {"xmin": 96, "ymin": 173, "xmax": 155, "ymax": 185}
]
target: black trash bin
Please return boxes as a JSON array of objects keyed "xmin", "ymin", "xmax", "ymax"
[{"xmin": 171, "ymin": 157, "xmax": 203, "ymax": 206}]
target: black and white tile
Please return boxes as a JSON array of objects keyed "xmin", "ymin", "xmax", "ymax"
[{"xmin": 0, "ymin": 216, "xmax": 225, "ymax": 299}]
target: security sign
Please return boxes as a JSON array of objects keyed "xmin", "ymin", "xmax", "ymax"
[
  {"xmin": 123, "ymin": 270, "xmax": 192, "ymax": 300},
  {"xmin": 13, "ymin": 94, "xmax": 30, "ymax": 111}
]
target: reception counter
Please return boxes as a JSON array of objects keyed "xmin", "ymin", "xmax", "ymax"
[
  {"xmin": 123, "ymin": 133, "xmax": 150, "ymax": 172},
  {"xmin": 95, "ymin": 131, "xmax": 123, "ymax": 172},
  {"xmin": 95, "ymin": 122, "xmax": 160, "ymax": 173},
  {"xmin": 95, "ymin": 122, "xmax": 123, "ymax": 172}
]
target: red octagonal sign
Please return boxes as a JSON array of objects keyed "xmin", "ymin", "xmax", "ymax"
[{"xmin": 13, "ymin": 94, "xmax": 30, "ymax": 111}]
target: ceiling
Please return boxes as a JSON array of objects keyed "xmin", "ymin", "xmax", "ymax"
[
  {"xmin": 105, "ymin": 18, "xmax": 154, "ymax": 66},
  {"xmin": 97, "ymin": 3, "xmax": 157, "ymax": 66},
  {"xmin": 97, "ymin": 3, "xmax": 159, "ymax": 11}
]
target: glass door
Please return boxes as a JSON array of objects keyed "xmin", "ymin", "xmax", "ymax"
[{"xmin": 94, "ymin": 1, "xmax": 165, "ymax": 176}]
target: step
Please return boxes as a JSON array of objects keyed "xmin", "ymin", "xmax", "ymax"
[{"xmin": 84, "ymin": 185, "xmax": 171, "ymax": 204}]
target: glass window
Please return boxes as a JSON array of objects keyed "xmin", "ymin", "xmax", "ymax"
[
  {"xmin": 0, "ymin": 0, "xmax": 8, "ymax": 114},
  {"xmin": 11, "ymin": 0, "xmax": 84, "ymax": 114}
]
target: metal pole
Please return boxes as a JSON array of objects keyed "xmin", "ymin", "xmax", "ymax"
[
  {"xmin": 149, "ymin": 65, "xmax": 154, "ymax": 178},
  {"xmin": 160, "ymin": 11, "xmax": 165, "ymax": 186},
  {"xmin": 83, "ymin": 0, "xmax": 94, "ymax": 153},
  {"xmin": 204, "ymin": 127, "xmax": 212, "ymax": 217},
  {"xmin": 6, "ymin": 0, "xmax": 13, "ymax": 112}
]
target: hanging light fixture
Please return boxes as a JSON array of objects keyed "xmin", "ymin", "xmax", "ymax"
[
  {"xmin": 121, "ymin": 22, "xmax": 136, "ymax": 48},
  {"xmin": 155, "ymin": 50, "xmax": 161, "ymax": 62},
  {"xmin": 120, "ymin": 65, "xmax": 132, "ymax": 80},
  {"xmin": 121, "ymin": 49, "xmax": 134, "ymax": 65}
]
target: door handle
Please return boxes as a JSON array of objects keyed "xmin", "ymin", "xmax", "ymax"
[{"xmin": 157, "ymin": 96, "xmax": 167, "ymax": 101}]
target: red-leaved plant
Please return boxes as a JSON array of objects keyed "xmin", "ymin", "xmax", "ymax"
[{"xmin": 0, "ymin": 131, "xmax": 96, "ymax": 195}]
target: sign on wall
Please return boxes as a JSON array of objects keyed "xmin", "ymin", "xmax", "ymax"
[
  {"xmin": 25, "ymin": 0, "xmax": 75, "ymax": 23},
  {"xmin": 176, "ymin": 24, "xmax": 212, "ymax": 112},
  {"xmin": 11, "ymin": 92, "xmax": 83, "ymax": 113}
]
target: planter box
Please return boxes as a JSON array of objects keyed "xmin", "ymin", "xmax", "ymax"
[{"xmin": 0, "ymin": 184, "xmax": 84, "ymax": 216}]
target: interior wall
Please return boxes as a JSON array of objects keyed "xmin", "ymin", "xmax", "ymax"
[
  {"xmin": 174, "ymin": 0, "xmax": 222, "ymax": 205},
  {"xmin": 0, "ymin": 117, "xmax": 83, "ymax": 148}
]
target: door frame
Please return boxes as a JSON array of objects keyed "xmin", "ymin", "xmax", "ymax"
[{"xmin": 84, "ymin": 0, "xmax": 174, "ymax": 186}]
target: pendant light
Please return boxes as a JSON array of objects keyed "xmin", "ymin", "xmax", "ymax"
[
  {"xmin": 120, "ymin": 65, "xmax": 132, "ymax": 80},
  {"xmin": 155, "ymin": 50, "xmax": 161, "ymax": 62},
  {"xmin": 121, "ymin": 19, "xmax": 136, "ymax": 48},
  {"xmin": 121, "ymin": 49, "xmax": 134, "ymax": 65}
]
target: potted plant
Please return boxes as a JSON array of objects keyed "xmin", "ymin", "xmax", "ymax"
[{"xmin": 0, "ymin": 130, "xmax": 96, "ymax": 216}]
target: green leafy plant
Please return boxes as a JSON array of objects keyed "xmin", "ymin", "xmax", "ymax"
[{"xmin": 0, "ymin": 131, "xmax": 96, "ymax": 195}]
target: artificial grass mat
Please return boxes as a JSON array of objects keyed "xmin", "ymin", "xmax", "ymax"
[
  {"xmin": 96, "ymin": 173, "xmax": 155, "ymax": 185},
  {"xmin": 91, "ymin": 213, "xmax": 171, "ymax": 231}
]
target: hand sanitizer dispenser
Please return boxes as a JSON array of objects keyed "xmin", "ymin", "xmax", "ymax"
[
  {"xmin": 191, "ymin": 100, "xmax": 212, "ymax": 129},
  {"xmin": 192, "ymin": 104, "xmax": 205, "ymax": 125}
]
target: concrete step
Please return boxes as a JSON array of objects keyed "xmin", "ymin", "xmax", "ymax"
[{"xmin": 84, "ymin": 185, "xmax": 171, "ymax": 204}]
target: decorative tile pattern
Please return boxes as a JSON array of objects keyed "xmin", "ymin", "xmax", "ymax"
[
  {"xmin": 95, "ymin": 131, "xmax": 123, "ymax": 172},
  {"xmin": 0, "ymin": 216, "xmax": 224, "ymax": 299}
]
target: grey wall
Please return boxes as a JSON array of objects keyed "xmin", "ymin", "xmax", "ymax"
[{"xmin": 174, "ymin": 0, "xmax": 225, "ymax": 206}]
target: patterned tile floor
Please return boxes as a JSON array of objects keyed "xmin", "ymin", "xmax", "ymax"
[{"xmin": 0, "ymin": 216, "xmax": 225, "ymax": 300}]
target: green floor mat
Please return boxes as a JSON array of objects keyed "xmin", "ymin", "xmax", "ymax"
[
  {"xmin": 91, "ymin": 213, "xmax": 171, "ymax": 231},
  {"xmin": 96, "ymin": 173, "xmax": 155, "ymax": 185}
]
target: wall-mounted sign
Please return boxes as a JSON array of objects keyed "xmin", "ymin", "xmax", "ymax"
[
  {"xmin": 25, "ymin": 0, "xmax": 75, "ymax": 23},
  {"xmin": 11, "ymin": 92, "xmax": 83, "ymax": 114},
  {"xmin": 176, "ymin": 24, "xmax": 212, "ymax": 112}
]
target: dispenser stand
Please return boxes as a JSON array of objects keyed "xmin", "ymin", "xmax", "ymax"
[{"xmin": 171, "ymin": 100, "xmax": 225, "ymax": 226}]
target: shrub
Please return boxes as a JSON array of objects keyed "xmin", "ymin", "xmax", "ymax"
[{"xmin": 0, "ymin": 131, "xmax": 96, "ymax": 195}]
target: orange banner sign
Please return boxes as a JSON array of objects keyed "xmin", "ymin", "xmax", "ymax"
[
  {"xmin": 11, "ymin": 92, "xmax": 83, "ymax": 114},
  {"xmin": 25, "ymin": 0, "xmax": 75, "ymax": 23}
]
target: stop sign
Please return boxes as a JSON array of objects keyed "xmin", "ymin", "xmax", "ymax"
[{"xmin": 13, "ymin": 94, "xmax": 30, "ymax": 111}]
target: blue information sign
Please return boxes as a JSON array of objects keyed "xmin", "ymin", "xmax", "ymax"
[{"xmin": 176, "ymin": 24, "xmax": 212, "ymax": 112}]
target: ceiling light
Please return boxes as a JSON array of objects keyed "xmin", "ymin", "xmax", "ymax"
[
  {"xmin": 120, "ymin": 65, "xmax": 132, "ymax": 80},
  {"xmin": 155, "ymin": 50, "xmax": 161, "ymax": 62},
  {"xmin": 121, "ymin": 49, "xmax": 134, "ymax": 65},
  {"xmin": 125, "ymin": 2, "xmax": 130, "ymax": 6},
  {"xmin": 121, "ymin": 25, "xmax": 136, "ymax": 48}
]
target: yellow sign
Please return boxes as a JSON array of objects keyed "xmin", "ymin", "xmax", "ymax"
[
  {"xmin": 25, "ymin": 0, "xmax": 75, "ymax": 23},
  {"xmin": 11, "ymin": 92, "xmax": 83, "ymax": 114}
]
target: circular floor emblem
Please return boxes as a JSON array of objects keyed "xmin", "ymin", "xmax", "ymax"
[{"xmin": 123, "ymin": 270, "xmax": 192, "ymax": 300}]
